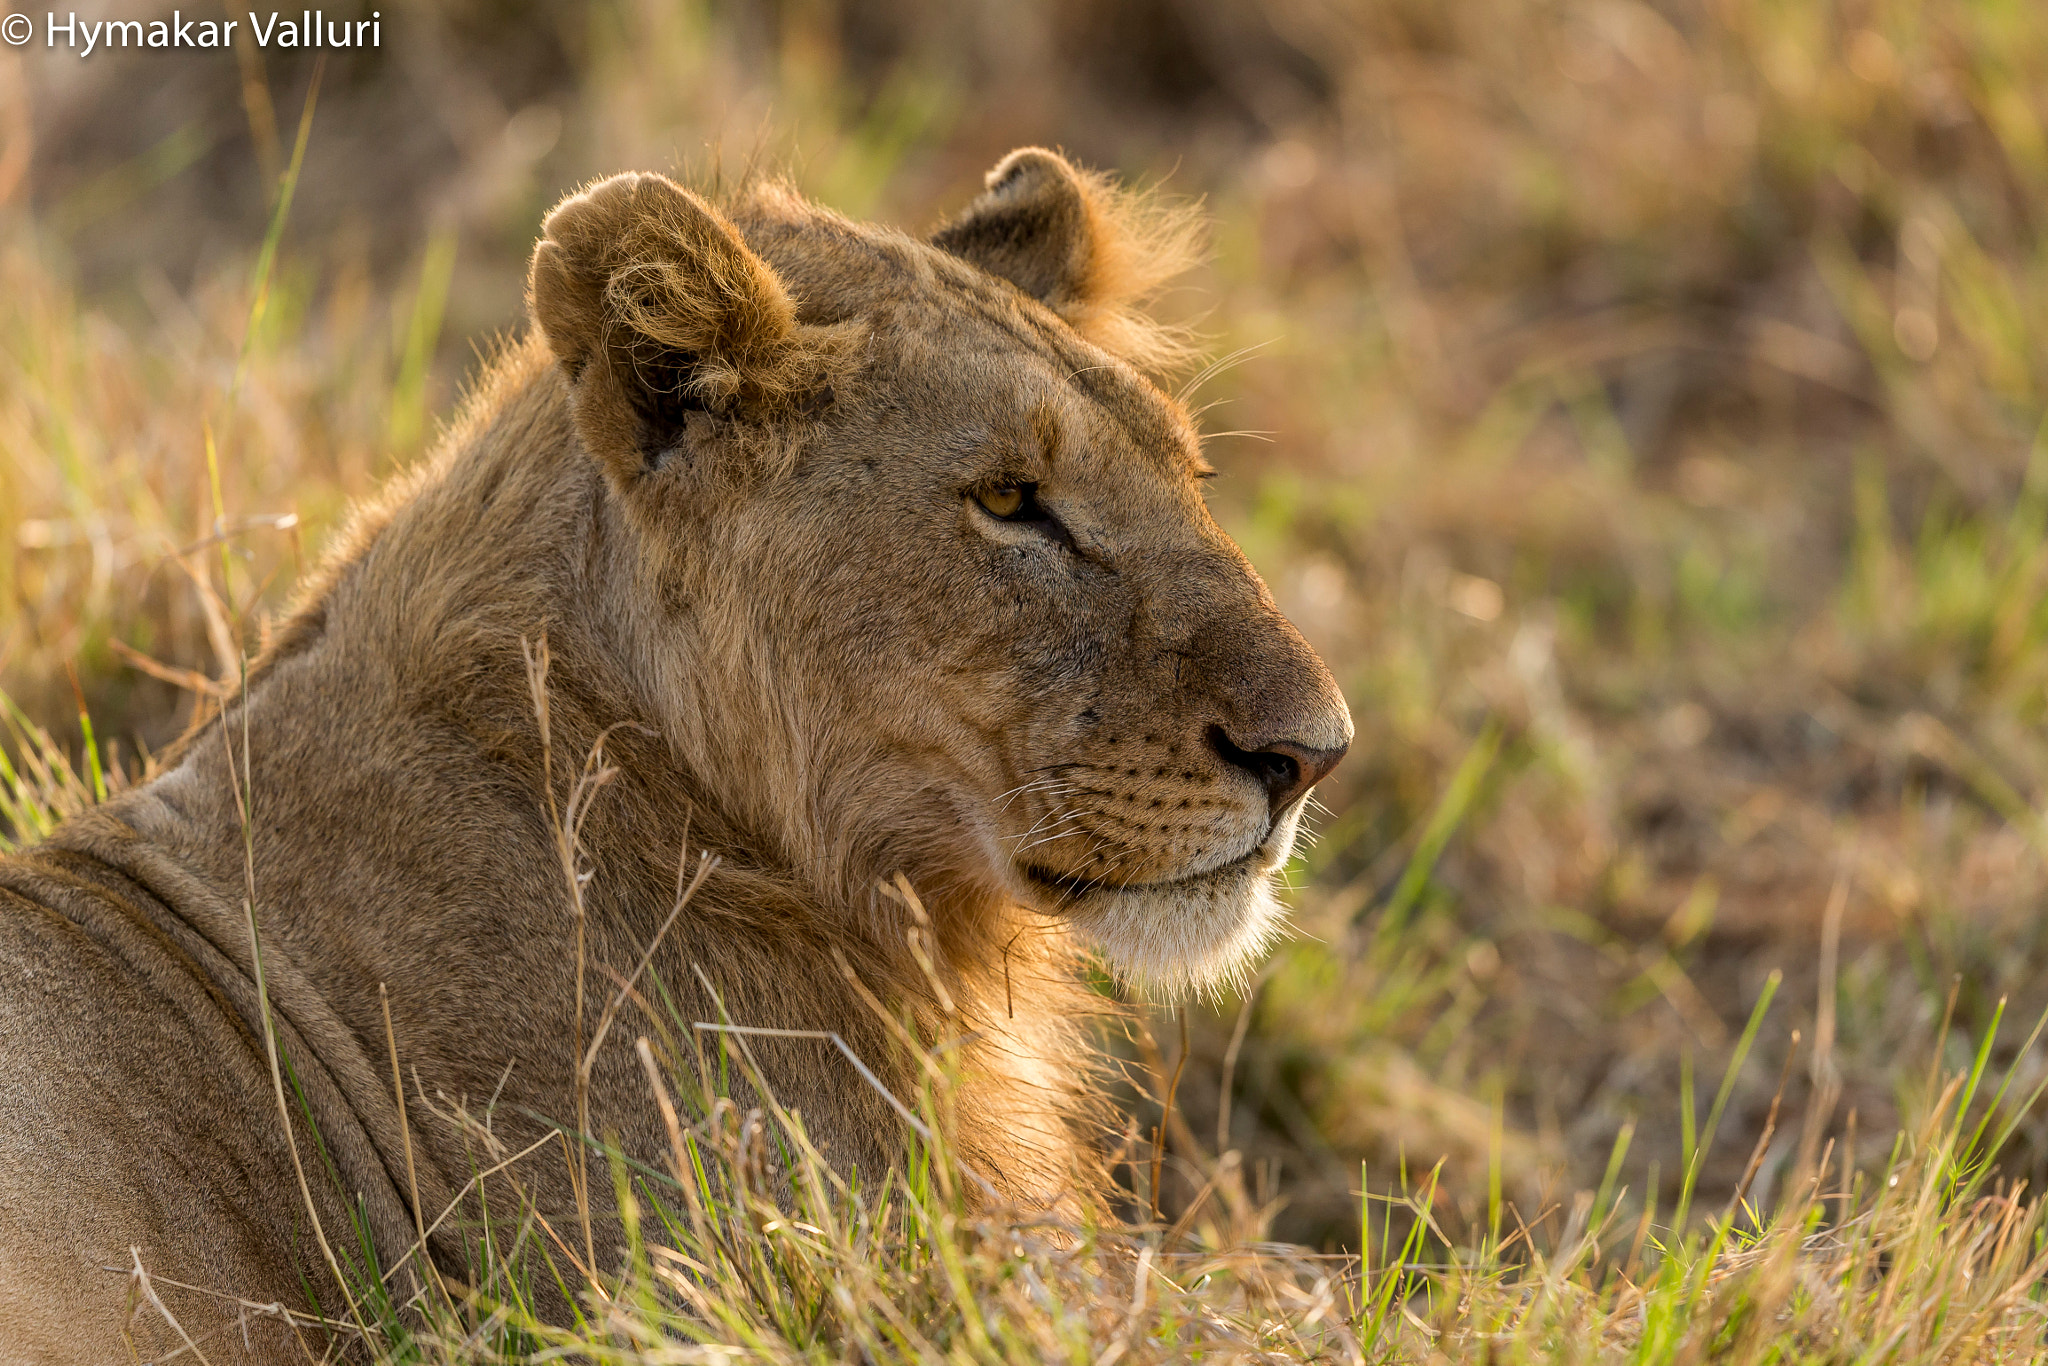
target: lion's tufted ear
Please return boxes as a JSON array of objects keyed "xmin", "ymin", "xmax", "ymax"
[
  {"xmin": 529, "ymin": 172, "xmax": 834, "ymax": 483},
  {"xmin": 932, "ymin": 148, "xmax": 1201, "ymax": 376}
]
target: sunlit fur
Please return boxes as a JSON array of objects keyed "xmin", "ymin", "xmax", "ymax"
[{"xmin": 0, "ymin": 152, "xmax": 1349, "ymax": 1358}]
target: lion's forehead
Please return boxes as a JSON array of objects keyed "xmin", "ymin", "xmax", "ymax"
[
  {"xmin": 907, "ymin": 328, "xmax": 1208, "ymax": 501},
  {"xmin": 739, "ymin": 202, "xmax": 1203, "ymax": 479}
]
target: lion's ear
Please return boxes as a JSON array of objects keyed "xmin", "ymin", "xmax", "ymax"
[
  {"xmin": 529, "ymin": 172, "xmax": 830, "ymax": 482},
  {"xmin": 932, "ymin": 148, "xmax": 1201, "ymax": 376}
]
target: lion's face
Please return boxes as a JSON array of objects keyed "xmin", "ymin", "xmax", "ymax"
[
  {"xmin": 529, "ymin": 151, "xmax": 1351, "ymax": 994},
  {"xmin": 736, "ymin": 329, "xmax": 1352, "ymax": 994}
]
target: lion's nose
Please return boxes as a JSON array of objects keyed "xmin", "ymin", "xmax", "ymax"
[{"xmin": 1208, "ymin": 725, "xmax": 1349, "ymax": 819}]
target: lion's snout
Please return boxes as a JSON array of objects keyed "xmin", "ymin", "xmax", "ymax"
[{"xmin": 1187, "ymin": 592, "xmax": 1354, "ymax": 822}]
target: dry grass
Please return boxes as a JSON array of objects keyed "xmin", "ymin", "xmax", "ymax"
[{"xmin": 11, "ymin": 0, "xmax": 2048, "ymax": 1358}]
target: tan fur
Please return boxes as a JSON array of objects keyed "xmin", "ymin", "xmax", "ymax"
[{"xmin": 0, "ymin": 151, "xmax": 1349, "ymax": 1363}]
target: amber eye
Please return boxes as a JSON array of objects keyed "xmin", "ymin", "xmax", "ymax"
[
  {"xmin": 976, "ymin": 484, "xmax": 1027, "ymax": 519},
  {"xmin": 969, "ymin": 480, "xmax": 1076, "ymax": 549}
]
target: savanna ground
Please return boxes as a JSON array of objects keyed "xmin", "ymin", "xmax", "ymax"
[{"xmin": 9, "ymin": 0, "xmax": 2048, "ymax": 1359}]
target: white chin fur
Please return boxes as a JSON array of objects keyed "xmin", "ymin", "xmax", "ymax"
[
  {"xmin": 1069, "ymin": 872, "xmax": 1288, "ymax": 1001},
  {"xmin": 1059, "ymin": 807, "xmax": 1304, "ymax": 1001}
]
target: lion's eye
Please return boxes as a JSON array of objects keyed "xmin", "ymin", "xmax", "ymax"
[
  {"xmin": 970, "ymin": 480, "xmax": 1076, "ymax": 550},
  {"xmin": 975, "ymin": 484, "xmax": 1029, "ymax": 520}
]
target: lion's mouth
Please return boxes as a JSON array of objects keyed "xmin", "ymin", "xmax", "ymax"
[
  {"xmin": 1012, "ymin": 799, "xmax": 1312, "ymax": 907},
  {"xmin": 1020, "ymin": 844, "xmax": 1268, "ymax": 902},
  {"xmin": 1021, "ymin": 865, "xmax": 1112, "ymax": 899}
]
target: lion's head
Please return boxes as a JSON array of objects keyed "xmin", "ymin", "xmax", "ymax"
[{"xmin": 526, "ymin": 149, "xmax": 1352, "ymax": 996}]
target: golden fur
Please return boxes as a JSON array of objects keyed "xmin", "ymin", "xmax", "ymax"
[{"xmin": 0, "ymin": 149, "xmax": 1349, "ymax": 1362}]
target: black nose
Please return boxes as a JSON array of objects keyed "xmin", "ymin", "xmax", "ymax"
[{"xmin": 1208, "ymin": 725, "xmax": 1349, "ymax": 818}]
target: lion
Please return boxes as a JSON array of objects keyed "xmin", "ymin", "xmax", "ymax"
[{"xmin": 0, "ymin": 148, "xmax": 1351, "ymax": 1362}]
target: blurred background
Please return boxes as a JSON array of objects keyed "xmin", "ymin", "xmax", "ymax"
[{"xmin": 7, "ymin": 0, "xmax": 2048, "ymax": 1253}]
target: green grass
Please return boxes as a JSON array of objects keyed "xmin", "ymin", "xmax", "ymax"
[{"xmin": 14, "ymin": 0, "xmax": 2048, "ymax": 1358}]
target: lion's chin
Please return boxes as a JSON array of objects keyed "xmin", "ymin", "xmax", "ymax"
[{"xmin": 1021, "ymin": 811, "xmax": 1303, "ymax": 1001}]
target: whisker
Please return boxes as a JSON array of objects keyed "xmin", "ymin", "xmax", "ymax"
[
  {"xmin": 1175, "ymin": 339, "xmax": 1272, "ymax": 405},
  {"xmin": 1011, "ymin": 801, "xmax": 1091, "ymax": 843},
  {"xmin": 1013, "ymin": 821, "xmax": 1101, "ymax": 857},
  {"xmin": 997, "ymin": 779, "xmax": 1079, "ymax": 813}
]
